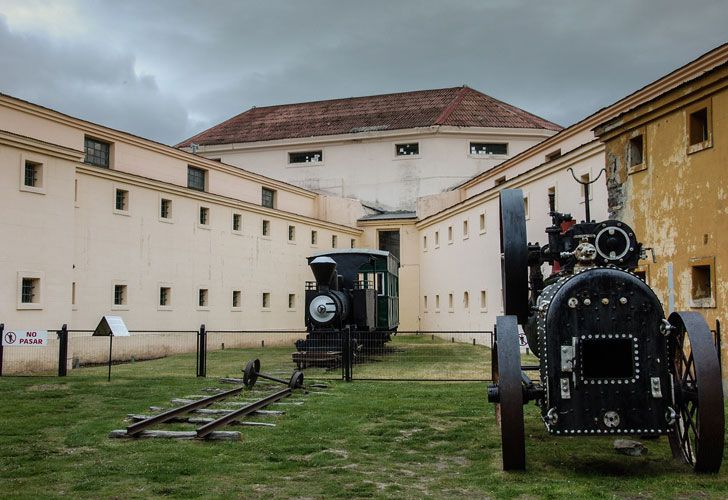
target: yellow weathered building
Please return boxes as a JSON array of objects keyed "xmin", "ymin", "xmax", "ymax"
[{"xmin": 595, "ymin": 60, "xmax": 728, "ymax": 380}]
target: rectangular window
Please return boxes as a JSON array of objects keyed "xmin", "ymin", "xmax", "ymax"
[
  {"xmin": 691, "ymin": 265, "xmax": 712, "ymax": 300},
  {"xmin": 332, "ymin": 235, "xmax": 338, "ymax": 248},
  {"xmin": 24, "ymin": 160, "xmax": 42, "ymax": 187},
  {"xmin": 479, "ymin": 213, "xmax": 486, "ymax": 233},
  {"xmin": 435, "ymin": 294, "xmax": 440, "ymax": 310},
  {"xmin": 523, "ymin": 196, "xmax": 529, "ymax": 219},
  {"xmin": 447, "ymin": 226, "xmax": 453, "ymax": 243},
  {"xmin": 74, "ymin": 179, "xmax": 78, "ymax": 203},
  {"xmin": 463, "ymin": 219, "xmax": 469, "ymax": 238},
  {"xmin": 262, "ymin": 292, "xmax": 270, "ymax": 308},
  {"xmin": 423, "ymin": 235, "xmax": 428, "ymax": 250},
  {"xmin": 689, "ymin": 108, "xmax": 709, "ymax": 146},
  {"xmin": 288, "ymin": 225, "xmax": 296, "ymax": 241},
  {"xmin": 84, "ymin": 137, "xmax": 110, "ymax": 168},
  {"xmin": 159, "ymin": 287, "xmax": 171, "ymax": 306},
  {"xmin": 199, "ymin": 206, "xmax": 209, "ymax": 226},
  {"xmin": 232, "ymin": 290, "xmax": 241, "ymax": 308},
  {"xmin": 448, "ymin": 293, "xmax": 453, "ymax": 310},
  {"xmin": 21, "ymin": 277, "xmax": 39, "ymax": 304},
  {"xmin": 288, "ymin": 293, "xmax": 296, "ymax": 309},
  {"xmin": 262, "ymin": 219, "xmax": 270, "ymax": 236},
  {"xmin": 494, "ymin": 176, "xmax": 507, "ymax": 186},
  {"xmin": 463, "ymin": 291, "xmax": 469, "ymax": 309},
  {"xmin": 232, "ymin": 213, "xmax": 242, "ymax": 231},
  {"xmin": 378, "ymin": 230, "xmax": 400, "ymax": 260},
  {"xmin": 198, "ymin": 288, "xmax": 208, "ymax": 307},
  {"xmin": 424, "ymin": 295, "xmax": 428, "ymax": 311},
  {"xmin": 187, "ymin": 166, "xmax": 206, "ymax": 192},
  {"xmin": 71, "ymin": 282, "xmax": 76, "ymax": 306},
  {"xmin": 350, "ymin": 238, "xmax": 355, "ymax": 248},
  {"xmin": 395, "ymin": 143, "xmax": 419, "ymax": 156},
  {"xmin": 629, "ymin": 135, "xmax": 644, "ymax": 167},
  {"xmin": 261, "ymin": 187, "xmax": 276, "ymax": 208},
  {"xmin": 115, "ymin": 189, "xmax": 129, "ymax": 212},
  {"xmin": 545, "ymin": 149, "xmax": 561, "ymax": 162},
  {"xmin": 160, "ymin": 198, "xmax": 172, "ymax": 219},
  {"xmin": 480, "ymin": 290, "xmax": 487, "ymax": 310},
  {"xmin": 289, "ymin": 151, "xmax": 322, "ymax": 164},
  {"xmin": 435, "ymin": 231, "xmax": 440, "ymax": 247},
  {"xmin": 547, "ymin": 186, "xmax": 557, "ymax": 212},
  {"xmin": 311, "ymin": 230, "xmax": 318, "ymax": 245},
  {"xmin": 113, "ymin": 284, "xmax": 127, "ymax": 306},
  {"xmin": 470, "ymin": 142, "xmax": 507, "ymax": 155}
]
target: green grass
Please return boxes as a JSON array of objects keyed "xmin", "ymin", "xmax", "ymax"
[{"xmin": 0, "ymin": 336, "xmax": 726, "ymax": 499}]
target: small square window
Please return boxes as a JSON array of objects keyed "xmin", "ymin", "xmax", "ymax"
[
  {"xmin": 395, "ymin": 143, "xmax": 419, "ymax": 156},
  {"xmin": 262, "ymin": 187, "xmax": 276, "ymax": 208},
  {"xmin": 84, "ymin": 137, "xmax": 110, "ymax": 168},
  {"xmin": 463, "ymin": 220, "xmax": 469, "ymax": 238},
  {"xmin": 232, "ymin": 290, "xmax": 241, "ymax": 308},
  {"xmin": 114, "ymin": 284, "xmax": 127, "ymax": 306},
  {"xmin": 310, "ymin": 230, "xmax": 318, "ymax": 245},
  {"xmin": 480, "ymin": 290, "xmax": 487, "ymax": 311},
  {"xmin": 479, "ymin": 213, "xmax": 486, "ymax": 233},
  {"xmin": 198, "ymin": 288, "xmax": 209, "ymax": 307},
  {"xmin": 289, "ymin": 151, "xmax": 322, "ymax": 164},
  {"xmin": 188, "ymin": 166, "xmax": 206, "ymax": 192},
  {"xmin": 262, "ymin": 292, "xmax": 271, "ymax": 309},
  {"xmin": 434, "ymin": 231, "xmax": 440, "ymax": 247},
  {"xmin": 288, "ymin": 225, "xmax": 296, "ymax": 241},
  {"xmin": 262, "ymin": 219, "xmax": 270, "ymax": 236},
  {"xmin": 24, "ymin": 160, "xmax": 42, "ymax": 188},
  {"xmin": 332, "ymin": 235, "xmax": 338, "ymax": 248},
  {"xmin": 545, "ymin": 149, "xmax": 561, "ymax": 162},
  {"xmin": 233, "ymin": 213, "xmax": 242, "ymax": 232},
  {"xmin": 628, "ymin": 135, "xmax": 644, "ymax": 167},
  {"xmin": 423, "ymin": 295, "xmax": 428, "ymax": 311},
  {"xmin": 160, "ymin": 198, "xmax": 172, "ymax": 219},
  {"xmin": 470, "ymin": 142, "xmax": 507, "ymax": 155},
  {"xmin": 199, "ymin": 206, "xmax": 210, "ymax": 226},
  {"xmin": 115, "ymin": 189, "xmax": 129, "ymax": 212},
  {"xmin": 288, "ymin": 293, "xmax": 296, "ymax": 309},
  {"xmin": 690, "ymin": 260, "xmax": 715, "ymax": 308},
  {"xmin": 689, "ymin": 108, "xmax": 709, "ymax": 146},
  {"xmin": 21, "ymin": 277, "xmax": 40, "ymax": 304},
  {"xmin": 435, "ymin": 294, "xmax": 440, "ymax": 311},
  {"xmin": 350, "ymin": 238, "xmax": 356, "ymax": 248},
  {"xmin": 448, "ymin": 293, "xmax": 454, "ymax": 310},
  {"xmin": 159, "ymin": 287, "xmax": 171, "ymax": 306},
  {"xmin": 494, "ymin": 176, "xmax": 507, "ymax": 186},
  {"xmin": 447, "ymin": 226, "xmax": 453, "ymax": 243}
]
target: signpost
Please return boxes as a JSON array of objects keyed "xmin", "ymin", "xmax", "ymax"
[
  {"xmin": 2, "ymin": 330, "xmax": 49, "ymax": 346},
  {"xmin": 93, "ymin": 316, "xmax": 130, "ymax": 381}
]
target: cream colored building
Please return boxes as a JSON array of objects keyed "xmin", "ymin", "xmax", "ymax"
[{"xmin": 178, "ymin": 86, "xmax": 561, "ymax": 211}]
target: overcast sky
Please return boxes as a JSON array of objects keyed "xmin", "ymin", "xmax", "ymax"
[{"xmin": 0, "ymin": 0, "xmax": 726, "ymax": 145}]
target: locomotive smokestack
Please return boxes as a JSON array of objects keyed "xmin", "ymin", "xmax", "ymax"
[{"xmin": 310, "ymin": 257, "xmax": 337, "ymax": 289}]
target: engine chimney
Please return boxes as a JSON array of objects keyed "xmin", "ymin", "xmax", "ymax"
[{"xmin": 309, "ymin": 256, "xmax": 337, "ymax": 290}]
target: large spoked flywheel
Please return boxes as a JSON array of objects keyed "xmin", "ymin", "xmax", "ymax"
[
  {"xmin": 499, "ymin": 189, "xmax": 529, "ymax": 324},
  {"xmin": 667, "ymin": 311, "xmax": 724, "ymax": 473},
  {"xmin": 493, "ymin": 315, "xmax": 526, "ymax": 471}
]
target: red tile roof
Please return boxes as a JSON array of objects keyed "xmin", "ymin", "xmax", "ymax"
[{"xmin": 176, "ymin": 86, "xmax": 561, "ymax": 148}]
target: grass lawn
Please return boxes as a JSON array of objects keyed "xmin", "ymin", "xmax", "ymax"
[{"xmin": 0, "ymin": 336, "xmax": 726, "ymax": 498}]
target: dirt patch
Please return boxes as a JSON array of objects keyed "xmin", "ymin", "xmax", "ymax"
[
  {"xmin": 58, "ymin": 446, "xmax": 96, "ymax": 455},
  {"xmin": 27, "ymin": 384, "xmax": 69, "ymax": 392}
]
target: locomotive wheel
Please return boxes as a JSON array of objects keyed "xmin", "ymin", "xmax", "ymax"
[
  {"xmin": 494, "ymin": 315, "xmax": 526, "ymax": 471},
  {"xmin": 243, "ymin": 358, "xmax": 260, "ymax": 388},
  {"xmin": 499, "ymin": 189, "xmax": 529, "ymax": 324},
  {"xmin": 289, "ymin": 371, "xmax": 304, "ymax": 389},
  {"xmin": 667, "ymin": 312, "xmax": 724, "ymax": 473}
]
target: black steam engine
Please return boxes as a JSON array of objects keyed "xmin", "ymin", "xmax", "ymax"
[
  {"xmin": 488, "ymin": 185, "xmax": 724, "ymax": 472},
  {"xmin": 294, "ymin": 249, "xmax": 399, "ymax": 363}
]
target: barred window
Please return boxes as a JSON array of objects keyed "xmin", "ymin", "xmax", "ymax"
[
  {"xmin": 262, "ymin": 187, "xmax": 275, "ymax": 208},
  {"xmin": 232, "ymin": 290, "xmax": 241, "ymax": 308},
  {"xmin": 21, "ymin": 278, "xmax": 39, "ymax": 303},
  {"xmin": 113, "ymin": 284, "xmax": 127, "ymax": 306},
  {"xmin": 470, "ymin": 142, "xmax": 507, "ymax": 155},
  {"xmin": 199, "ymin": 207, "xmax": 209, "ymax": 226},
  {"xmin": 159, "ymin": 287, "xmax": 170, "ymax": 306},
  {"xmin": 24, "ymin": 161, "xmax": 41, "ymax": 187},
  {"xmin": 115, "ymin": 189, "xmax": 129, "ymax": 211},
  {"xmin": 160, "ymin": 199, "xmax": 172, "ymax": 219},
  {"xmin": 188, "ymin": 166, "xmax": 206, "ymax": 191},
  {"xmin": 233, "ymin": 214, "xmax": 242, "ymax": 231},
  {"xmin": 198, "ymin": 288, "xmax": 208, "ymax": 307}
]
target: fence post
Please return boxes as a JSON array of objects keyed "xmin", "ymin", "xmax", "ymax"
[
  {"xmin": 0, "ymin": 323, "xmax": 4, "ymax": 377},
  {"xmin": 342, "ymin": 326, "xmax": 352, "ymax": 382},
  {"xmin": 57, "ymin": 324, "xmax": 68, "ymax": 377},
  {"xmin": 197, "ymin": 324, "xmax": 207, "ymax": 377}
]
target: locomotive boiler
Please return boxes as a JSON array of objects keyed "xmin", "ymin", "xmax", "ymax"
[
  {"xmin": 487, "ymin": 187, "xmax": 724, "ymax": 472},
  {"xmin": 294, "ymin": 249, "xmax": 399, "ymax": 363}
]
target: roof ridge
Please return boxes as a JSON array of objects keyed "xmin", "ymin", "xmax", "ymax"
[{"xmin": 434, "ymin": 86, "xmax": 470, "ymax": 125}]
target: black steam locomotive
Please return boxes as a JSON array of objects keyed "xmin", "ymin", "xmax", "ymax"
[
  {"xmin": 294, "ymin": 249, "xmax": 399, "ymax": 362},
  {"xmin": 488, "ymin": 187, "xmax": 724, "ymax": 472}
]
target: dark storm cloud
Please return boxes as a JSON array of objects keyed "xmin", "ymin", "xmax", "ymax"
[{"xmin": 0, "ymin": 1, "xmax": 726, "ymax": 145}]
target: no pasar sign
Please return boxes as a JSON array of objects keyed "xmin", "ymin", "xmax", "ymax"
[{"xmin": 2, "ymin": 330, "xmax": 48, "ymax": 346}]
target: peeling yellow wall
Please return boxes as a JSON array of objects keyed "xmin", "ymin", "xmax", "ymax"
[{"xmin": 601, "ymin": 65, "xmax": 728, "ymax": 382}]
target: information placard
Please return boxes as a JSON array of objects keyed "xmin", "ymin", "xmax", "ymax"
[{"xmin": 93, "ymin": 316, "xmax": 130, "ymax": 337}]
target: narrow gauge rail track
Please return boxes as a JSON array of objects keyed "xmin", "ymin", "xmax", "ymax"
[{"xmin": 114, "ymin": 385, "xmax": 293, "ymax": 440}]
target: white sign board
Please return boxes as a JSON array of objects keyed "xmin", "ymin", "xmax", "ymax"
[
  {"xmin": 93, "ymin": 316, "xmax": 130, "ymax": 337},
  {"xmin": 2, "ymin": 330, "xmax": 49, "ymax": 346}
]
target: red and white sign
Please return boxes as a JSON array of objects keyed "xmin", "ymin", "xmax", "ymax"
[{"xmin": 2, "ymin": 330, "xmax": 48, "ymax": 346}]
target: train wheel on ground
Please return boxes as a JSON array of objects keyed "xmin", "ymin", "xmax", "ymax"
[
  {"xmin": 667, "ymin": 311, "xmax": 724, "ymax": 473},
  {"xmin": 289, "ymin": 371, "xmax": 304, "ymax": 389},
  {"xmin": 494, "ymin": 315, "xmax": 526, "ymax": 471},
  {"xmin": 499, "ymin": 189, "xmax": 529, "ymax": 325},
  {"xmin": 243, "ymin": 358, "xmax": 260, "ymax": 388}
]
